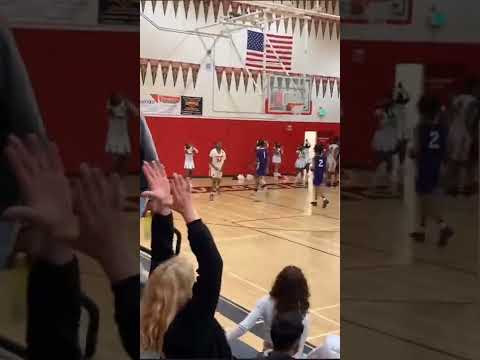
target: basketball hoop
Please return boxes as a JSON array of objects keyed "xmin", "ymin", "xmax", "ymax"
[{"xmin": 290, "ymin": 103, "xmax": 304, "ymax": 115}]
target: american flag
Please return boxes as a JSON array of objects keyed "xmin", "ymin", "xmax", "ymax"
[{"xmin": 246, "ymin": 30, "xmax": 293, "ymax": 72}]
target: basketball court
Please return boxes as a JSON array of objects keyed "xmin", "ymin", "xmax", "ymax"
[
  {"xmin": 141, "ymin": 177, "xmax": 340, "ymax": 356},
  {"xmin": 140, "ymin": 0, "xmax": 340, "ymax": 357}
]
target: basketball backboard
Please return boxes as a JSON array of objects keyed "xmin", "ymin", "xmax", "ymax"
[{"xmin": 265, "ymin": 73, "xmax": 313, "ymax": 115}]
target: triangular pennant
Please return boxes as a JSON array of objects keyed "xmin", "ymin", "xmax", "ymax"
[
  {"xmin": 212, "ymin": 0, "xmax": 221, "ymax": 22},
  {"xmin": 329, "ymin": 77, "xmax": 335, "ymax": 97},
  {"xmin": 270, "ymin": 76, "xmax": 275, "ymax": 90},
  {"xmin": 172, "ymin": 0, "xmax": 180, "ymax": 17},
  {"xmin": 193, "ymin": 0, "xmax": 201, "ymax": 20},
  {"xmin": 171, "ymin": 62, "xmax": 180, "ymax": 87},
  {"xmin": 181, "ymin": 63, "xmax": 190, "ymax": 88},
  {"xmin": 321, "ymin": 19, "xmax": 327, "ymax": 38},
  {"xmin": 183, "ymin": 0, "xmax": 191, "ymax": 18},
  {"xmin": 307, "ymin": 19, "xmax": 312, "ymax": 37},
  {"xmin": 161, "ymin": 0, "xmax": 168, "ymax": 14},
  {"xmin": 276, "ymin": 17, "xmax": 282, "ymax": 33},
  {"xmin": 225, "ymin": 68, "xmax": 233, "ymax": 91},
  {"xmin": 314, "ymin": 17, "xmax": 320, "ymax": 38},
  {"xmin": 191, "ymin": 64, "xmax": 200, "ymax": 88},
  {"xmin": 203, "ymin": 0, "xmax": 211, "ymax": 22},
  {"xmin": 222, "ymin": 0, "xmax": 230, "ymax": 16},
  {"xmin": 234, "ymin": 68, "xmax": 241, "ymax": 92},
  {"xmin": 161, "ymin": 61, "xmax": 171, "ymax": 86},
  {"xmin": 150, "ymin": 59, "xmax": 159, "ymax": 85},
  {"xmin": 231, "ymin": 1, "xmax": 240, "ymax": 15},
  {"xmin": 302, "ymin": 0, "xmax": 307, "ymax": 9},
  {"xmin": 151, "ymin": 0, "xmax": 157, "ymax": 13},
  {"xmin": 322, "ymin": 77, "xmax": 328, "ymax": 97},
  {"xmin": 140, "ymin": 0, "xmax": 146, "ymax": 12},
  {"xmin": 324, "ymin": 0, "xmax": 330, "ymax": 12},
  {"xmin": 315, "ymin": 76, "xmax": 321, "ymax": 97},
  {"xmin": 284, "ymin": 17, "xmax": 290, "ymax": 33},
  {"xmin": 251, "ymin": 70, "xmax": 259, "ymax": 92},
  {"xmin": 295, "ymin": 0, "xmax": 300, "ymax": 7},
  {"xmin": 336, "ymin": 78, "xmax": 340, "ymax": 97},
  {"xmin": 285, "ymin": 77, "xmax": 291, "ymax": 91},
  {"xmin": 266, "ymin": 13, "xmax": 273, "ymax": 30},
  {"xmin": 291, "ymin": 17, "xmax": 297, "ymax": 34},
  {"xmin": 328, "ymin": 20, "xmax": 334, "ymax": 39},
  {"xmin": 242, "ymin": 69, "xmax": 249, "ymax": 92},
  {"xmin": 140, "ymin": 58, "xmax": 148, "ymax": 85},
  {"xmin": 299, "ymin": 18, "xmax": 305, "ymax": 36},
  {"xmin": 215, "ymin": 66, "xmax": 225, "ymax": 90},
  {"xmin": 332, "ymin": 0, "xmax": 337, "ymax": 13},
  {"xmin": 335, "ymin": 21, "xmax": 340, "ymax": 39}
]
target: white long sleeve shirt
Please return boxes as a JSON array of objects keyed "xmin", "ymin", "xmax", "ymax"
[{"xmin": 226, "ymin": 295, "xmax": 310, "ymax": 359}]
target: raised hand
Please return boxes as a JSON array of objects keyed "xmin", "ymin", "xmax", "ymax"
[
  {"xmin": 170, "ymin": 173, "xmax": 199, "ymax": 223},
  {"xmin": 141, "ymin": 161, "xmax": 173, "ymax": 214},
  {"xmin": 74, "ymin": 164, "xmax": 135, "ymax": 282},
  {"xmin": 2, "ymin": 134, "xmax": 77, "ymax": 241}
]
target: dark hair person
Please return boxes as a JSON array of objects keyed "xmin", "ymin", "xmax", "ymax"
[{"xmin": 227, "ymin": 266, "xmax": 310, "ymax": 358}]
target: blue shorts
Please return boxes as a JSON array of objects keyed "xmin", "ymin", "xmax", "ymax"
[
  {"xmin": 256, "ymin": 163, "xmax": 267, "ymax": 176},
  {"xmin": 416, "ymin": 164, "xmax": 441, "ymax": 194},
  {"xmin": 313, "ymin": 172, "xmax": 324, "ymax": 186}
]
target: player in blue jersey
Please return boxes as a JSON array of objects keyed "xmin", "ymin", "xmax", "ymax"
[
  {"xmin": 255, "ymin": 139, "xmax": 268, "ymax": 192},
  {"xmin": 410, "ymin": 95, "xmax": 453, "ymax": 247},
  {"xmin": 311, "ymin": 144, "xmax": 329, "ymax": 208}
]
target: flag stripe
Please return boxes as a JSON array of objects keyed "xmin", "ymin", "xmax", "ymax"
[{"xmin": 246, "ymin": 30, "xmax": 293, "ymax": 71}]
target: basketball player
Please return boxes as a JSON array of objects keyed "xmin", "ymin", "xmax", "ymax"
[
  {"xmin": 209, "ymin": 142, "xmax": 227, "ymax": 200},
  {"xmin": 311, "ymin": 144, "xmax": 329, "ymax": 208},
  {"xmin": 272, "ymin": 143, "xmax": 283, "ymax": 177},
  {"xmin": 105, "ymin": 92, "xmax": 137, "ymax": 176},
  {"xmin": 370, "ymin": 114, "xmax": 396, "ymax": 193},
  {"xmin": 303, "ymin": 139, "xmax": 312, "ymax": 180},
  {"xmin": 184, "ymin": 144, "xmax": 199, "ymax": 180},
  {"xmin": 326, "ymin": 137, "xmax": 339, "ymax": 187},
  {"xmin": 255, "ymin": 140, "xmax": 268, "ymax": 192},
  {"xmin": 295, "ymin": 145, "xmax": 306, "ymax": 185},
  {"xmin": 410, "ymin": 95, "xmax": 453, "ymax": 247}
]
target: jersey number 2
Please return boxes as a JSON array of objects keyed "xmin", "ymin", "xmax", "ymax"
[{"xmin": 428, "ymin": 131, "xmax": 440, "ymax": 149}]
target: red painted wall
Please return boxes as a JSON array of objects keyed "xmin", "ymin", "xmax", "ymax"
[
  {"xmin": 147, "ymin": 116, "xmax": 340, "ymax": 176},
  {"xmin": 12, "ymin": 28, "xmax": 139, "ymax": 174},
  {"xmin": 341, "ymin": 40, "xmax": 480, "ymax": 168}
]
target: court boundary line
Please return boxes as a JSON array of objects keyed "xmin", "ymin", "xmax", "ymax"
[
  {"xmin": 341, "ymin": 241, "xmax": 478, "ymax": 276},
  {"xmin": 230, "ymin": 221, "xmax": 340, "ymax": 258},
  {"xmin": 225, "ymin": 269, "xmax": 340, "ymax": 326},
  {"xmin": 342, "ymin": 318, "xmax": 475, "ymax": 360},
  {"xmin": 207, "ymin": 222, "xmax": 339, "ymax": 233},
  {"xmin": 342, "ymin": 298, "xmax": 476, "ymax": 305}
]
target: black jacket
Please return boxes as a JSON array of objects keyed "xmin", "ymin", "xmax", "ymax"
[{"xmin": 150, "ymin": 214, "xmax": 232, "ymax": 359}]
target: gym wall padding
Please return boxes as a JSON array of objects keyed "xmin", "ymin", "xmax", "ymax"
[
  {"xmin": 12, "ymin": 28, "xmax": 139, "ymax": 174},
  {"xmin": 147, "ymin": 116, "xmax": 339, "ymax": 176}
]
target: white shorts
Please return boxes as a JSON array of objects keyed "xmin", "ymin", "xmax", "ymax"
[
  {"xmin": 327, "ymin": 157, "xmax": 337, "ymax": 172},
  {"xmin": 210, "ymin": 166, "xmax": 223, "ymax": 179},
  {"xmin": 184, "ymin": 159, "xmax": 195, "ymax": 170},
  {"xmin": 295, "ymin": 159, "xmax": 306, "ymax": 169},
  {"xmin": 272, "ymin": 155, "xmax": 282, "ymax": 164}
]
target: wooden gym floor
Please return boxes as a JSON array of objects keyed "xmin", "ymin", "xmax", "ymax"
[
  {"xmin": 341, "ymin": 169, "xmax": 480, "ymax": 360},
  {"xmin": 140, "ymin": 176, "xmax": 341, "ymax": 354}
]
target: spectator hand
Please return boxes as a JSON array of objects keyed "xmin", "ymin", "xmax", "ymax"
[
  {"xmin": 74, "ymin": 164, "xmax": 135, "ymax": 283},
  {"xmin": 141, "ymin": 161, "xmax": 173, "ymax": 215},
  {"xmin": 2, "ymin": 135, "xmax": 77, "ymax": 242},
  {"xmin": 170, "ymin": 173, "xmax": 199, "ymax": 223}
]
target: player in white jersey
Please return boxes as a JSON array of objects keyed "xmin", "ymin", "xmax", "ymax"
[
  {"xmin": 105, "ymin": 92, "xmax": 137, "ymax": 176},
  {"xmin": 326, "ymin": 138, "xmax": 339, "ymax": 187},
  {"xmin": 272, "ymin": 143, "xmax": 283, "ymax": 177},
  {"xmin": 295, "ymin": 145, "xmax": 306, "ymax": 185},
  {"xmin": 184, "ymin": 144, "xmax": 199, "ymax": 180},
  {"xmin": 209, "ymin": 142, "xmax": 227, "ymax": 200}
]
